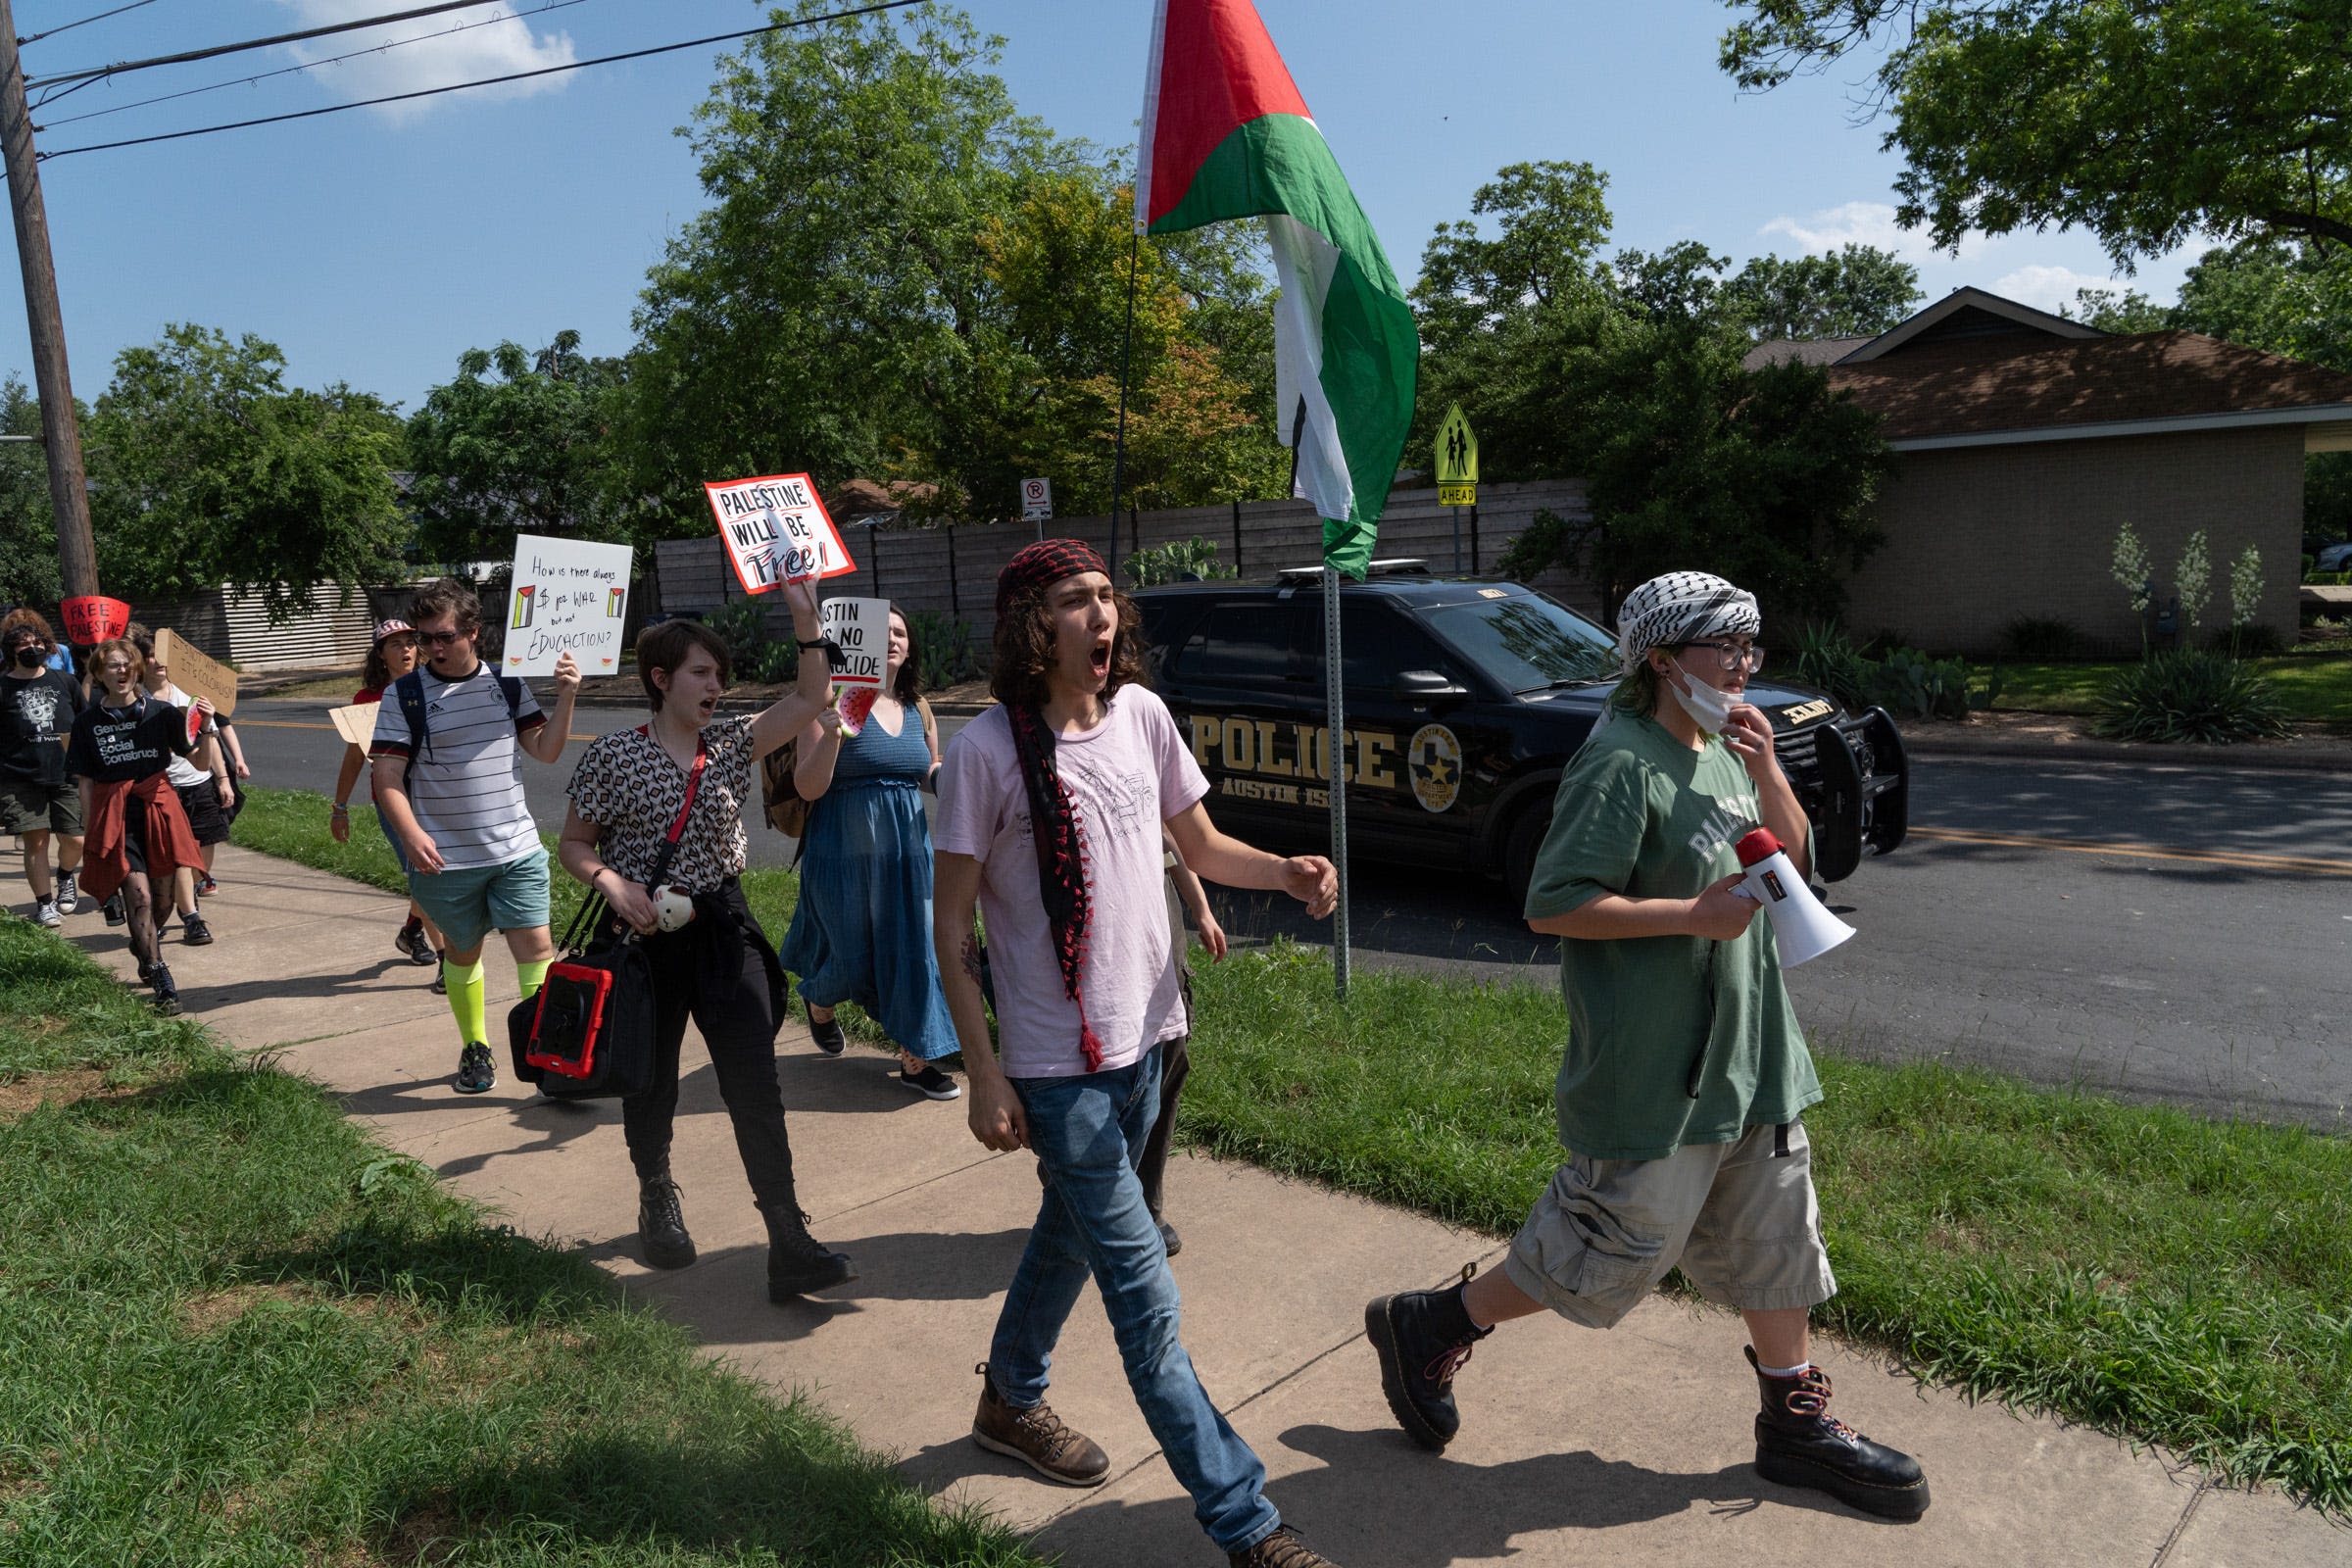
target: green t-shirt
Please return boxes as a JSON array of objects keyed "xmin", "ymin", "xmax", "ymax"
[{"xmin": 1522, "ymin": 713, "xmax": 1820, "ymax": 1160}]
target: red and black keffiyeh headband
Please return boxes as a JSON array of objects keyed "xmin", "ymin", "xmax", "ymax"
[
  {"xmin": 996, "ymin": 539, "xmax": 1113, "ymax": 1069},
  {"xmin": 996, "ymin": 539, "xmax": 1108, "ymax": 615}
]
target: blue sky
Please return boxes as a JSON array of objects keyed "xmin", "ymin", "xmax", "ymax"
[{"xmin": 2, "ymin": 0, "xmax": 2200, "ymax": 414}]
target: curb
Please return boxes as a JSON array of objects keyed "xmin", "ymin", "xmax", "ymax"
[{"xmin": 1906, "ymin": 738, "xmax": 2350, "ymax": 775}]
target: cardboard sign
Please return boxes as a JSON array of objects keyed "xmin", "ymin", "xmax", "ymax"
[
  {"xmin": 504, "ymin": 534, "xmax": 635, "ymax": 676},
  {"xmin": 59, "ymin": 595, "xmax": 130, "ymax": 645},
  {"xmin": 704, "ymin": 473, "xmax": 858, "ymax": 593},
  {"xmin": 155, "ymin": 629, "xmax": 237, "ymax": 718},
  {"xmin": 328, "ymin": 701, "xmax": 381, "ymax": 748},
  {"xmin": 819, "ymin": 596, "xmax": 890, "ymax": 688}
]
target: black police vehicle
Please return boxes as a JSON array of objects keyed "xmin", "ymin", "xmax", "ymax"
[{"xmin": 1135, "ymin": 567, "xmax": 1908, "ymax": 903}]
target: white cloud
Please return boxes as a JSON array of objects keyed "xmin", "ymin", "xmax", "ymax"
[
  {"xmin": 1756, "ymin": 199, "xmax": 1987, "ymax": 267},
  {"xmin": 1989, "ymin": 264, "xmax": 2122, "ymax": 315},
  {"xmin": 275, "ymin": 1, "xmax": 577, "ymax": 122}
]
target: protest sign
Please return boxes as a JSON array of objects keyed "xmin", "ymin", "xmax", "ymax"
[
  {"xmin": 504, "ymin": 534, "xmax": 634, "ymax": 677},
  {"xmin": 819, "ymin": 596, "xmax": 890, "ymax": 689},
  {"xmin": 328, "ymin": 701, "xmax": 381, "ymax": 748},
  {"xmin": 156, "ymin": 629, "xmax": 238, "ymax": 717},
  {"xmin": 59, "ymin": 595, "xmax": 130, "ymax": 645},
  {"xmin": 704, "ymin": 473, "xmax": 858, "ymax": 593}
]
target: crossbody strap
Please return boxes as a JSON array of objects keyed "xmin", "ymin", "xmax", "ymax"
[{"xmin": 642, "ymin": 725, "xmax": 709, "ymax": 892}]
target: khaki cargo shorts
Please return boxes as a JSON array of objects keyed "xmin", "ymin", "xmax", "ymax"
[{"xmin": 1502, "ymin": 1120, "xmax": 1836, "ymax": 1330}]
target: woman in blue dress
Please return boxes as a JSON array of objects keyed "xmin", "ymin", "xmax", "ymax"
[{"xmin": 778, "ymin": 604, "xmax": 963, "ymax": 1100}]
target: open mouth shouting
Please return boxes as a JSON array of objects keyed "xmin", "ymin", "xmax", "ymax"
[{"xmin": 1089, "ymin": 637, "xmax": 1113, "ymax": 682}]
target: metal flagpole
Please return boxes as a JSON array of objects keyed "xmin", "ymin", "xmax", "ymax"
[
  {"xmin": 1107, "ymin": 230, "xmax": 1143, "ymax": 526},
  {"xmin": 1323, "ymin": 563, "xmax": 1350, "ymax": 1001}
]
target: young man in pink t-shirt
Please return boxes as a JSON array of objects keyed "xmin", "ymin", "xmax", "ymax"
[{"xmin": 933, "ymin": 541, "xmax": 1344, "ymax": 1568}]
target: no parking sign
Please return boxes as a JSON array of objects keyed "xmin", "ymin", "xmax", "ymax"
[{"xmin": 1020, "ymin": 477, "xmax": 1053, "ymax": 523}]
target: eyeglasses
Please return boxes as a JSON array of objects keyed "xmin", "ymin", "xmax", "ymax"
[
  {"xmin": 418, "ymin": 627, "xmax": 471, "ymax": 647},
  {"xmin": 1684, "ymin": 641, "xmax": 1766, "ymax": 673}
]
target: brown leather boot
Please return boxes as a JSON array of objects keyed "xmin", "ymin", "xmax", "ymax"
[
  {"xmin": 1229, "ymin": 1525, "xmax": 1345, "ymax": 1567},
  {"xmin": 969, "ymin": 1364, "xmax": 1109, "ymax": 1487}
]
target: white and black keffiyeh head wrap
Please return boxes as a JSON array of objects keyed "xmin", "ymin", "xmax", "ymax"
[{"xmin": 1613, "ymin": 571, "xmax": 1762, "ymax": 675}]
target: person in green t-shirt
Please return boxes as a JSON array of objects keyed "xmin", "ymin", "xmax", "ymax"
[{"xmin": 1363, "ymin": 571, "xmax": 1930, "ymax": 1522}]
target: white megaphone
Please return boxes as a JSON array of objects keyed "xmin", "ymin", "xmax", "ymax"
[{"xmin": 1733, "ymin": 828, "xmax": 1855, "ymax": 968}]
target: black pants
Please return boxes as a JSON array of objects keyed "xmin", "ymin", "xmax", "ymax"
[{"xmin": 618, "ymin": 881, "xmax": 799, "ymax": 1214}]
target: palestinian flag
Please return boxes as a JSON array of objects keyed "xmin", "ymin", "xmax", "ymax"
[{"xmin": 1136, "ymin": 0, "xmax": 1417, "ymax": 578}]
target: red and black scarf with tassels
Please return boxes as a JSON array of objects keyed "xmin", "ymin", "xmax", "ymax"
[{"xmin": 1005, "ymin": 701, "xmax": 1107, "ymax": 1070}]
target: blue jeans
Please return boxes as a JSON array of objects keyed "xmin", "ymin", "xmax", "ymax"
[{"xmin": 989, "ymin": 1049, "xmax": 1279, "ymax": 1555}]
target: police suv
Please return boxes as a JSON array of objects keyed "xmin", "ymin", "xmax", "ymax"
[{"xmin": 1135, "ymin": 565, "xmax": 1908, "ymax": 903}]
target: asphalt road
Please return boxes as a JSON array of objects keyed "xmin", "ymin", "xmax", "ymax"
[{"xmin": 230, "ymin": 697, "xmax": 2352, "ymax": 1127}]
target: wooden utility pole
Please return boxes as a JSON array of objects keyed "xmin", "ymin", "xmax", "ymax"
[{"xmin": 0, "ymin": 0, "xmax": 100, "ymax": 600}]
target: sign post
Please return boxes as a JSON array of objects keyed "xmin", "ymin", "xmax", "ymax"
[
  {"xmin": 1435, "ymin": 403, "xmax": 1479, "ymax": 574},
  {"xmin": 503, "ymin": 534, "xmax": 634, "ymax": 676},
  {"xmin": 1020, "ymin": 476, "xmax": 1053, "ymax": 540}
]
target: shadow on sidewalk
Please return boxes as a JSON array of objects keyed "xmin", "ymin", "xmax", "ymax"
[
  {"xmin": 606, "ymin": 1227, "xmax": 1036, "ymax": 1340},
  {"xmin": 990, "ymin": 1420, "xmax": 1876, "ymax": 1564}
]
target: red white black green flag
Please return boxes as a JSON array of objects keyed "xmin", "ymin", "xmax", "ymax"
[{"xmin": 1135, "ymin": 0, "xmax": 1419, "ymax": 578}]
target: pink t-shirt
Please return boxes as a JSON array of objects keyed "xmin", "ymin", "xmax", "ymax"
[{"xmin": 934, "ymin": 686, "xmax": 1208, "ymax": 1079}]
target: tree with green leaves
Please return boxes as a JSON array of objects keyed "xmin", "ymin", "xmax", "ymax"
[
  {"xmin": 86, "ymin": 324, "xmax": 407, "ymax": 619},
  {"xmin": 406, "ymin": 330, "xmax": 641, "ymax": 564},
  {"xmin": 1722, "ymin": 1, "xmax": 2352, "ymax": 265},
  {"xmin": 0, "ymin": 377, "xmax": 61, "ymax": 607},
  {"xmin": 1722, "ymin": 245, "xmax": 1922, "ymax": 341},
  {"xmin": 1416, "ymin": 162, "xmax": 1892, "ymax": 621}
]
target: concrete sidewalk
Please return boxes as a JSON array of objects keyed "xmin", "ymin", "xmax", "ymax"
[{"xmin": 16, "ymin": 840, "xmax": 2343, "ymax": 1567}]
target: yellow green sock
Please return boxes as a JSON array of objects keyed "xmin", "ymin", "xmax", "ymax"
[
  {"xmin": 444, "ymin": 958, "xmax": 487, "ymax": 1045},
  {"xmin": 515, "ymin": 958, "xmax": 551, "ymax": 1001}
]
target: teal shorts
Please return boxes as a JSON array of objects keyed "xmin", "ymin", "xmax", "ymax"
[{"xmin": 407, "ymin": 848, "xmax": 551, "ymax": 954}]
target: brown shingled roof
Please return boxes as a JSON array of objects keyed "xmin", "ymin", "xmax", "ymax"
[{"xmin": 1825, "ymin": 330, "xmax": 2352, "ymax": 442}]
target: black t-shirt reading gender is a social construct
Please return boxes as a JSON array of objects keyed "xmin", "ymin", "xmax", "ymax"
[
  {"xmin": 67, "ymin": 696, "xmax": 195, "ymax": 785},
  {"xmin": 1, "ymin": 670, "xmax": 86, "ymax": 788}
]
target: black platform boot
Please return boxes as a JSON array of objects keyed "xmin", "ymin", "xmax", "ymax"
[
  {"xmin": 637, "ymin": 1172, "xmax": 696, "ymax": 1270},
  {"xmin": 1748, "ymin": 1346, "xmax": 1931, "ymax": 1519},
  {"xmin": 761, "ymin": 1202, "xmax": 857, "ymax": 1300},
  {"xmin": 1364, "ymin": 1264, "xmax": 1491, "ymax": 1451}
]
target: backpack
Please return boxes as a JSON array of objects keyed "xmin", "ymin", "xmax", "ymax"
[
  {"xmin": 760, "ymin": 693, "xmax": 933, "ymax": 839},
  {"xmin": 393, "ymin": 667, "xmax": 526, "ymax": 761}
]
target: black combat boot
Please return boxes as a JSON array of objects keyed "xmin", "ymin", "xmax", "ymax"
[
  {"xmin": 1748, "ymin": 1346, "xmax": 1931, "ymax": 1520},
  {"xmin": 637, "ymin": 1172, "xmax": 696, "ymax": 1270},
  {"xmin": 1364, "ymin": 1265, "xmax": 1490, "ymax": 1451},
  {"xmin": 761, "ymin": 1202, "xmax": 857, "ymax": 1300}
]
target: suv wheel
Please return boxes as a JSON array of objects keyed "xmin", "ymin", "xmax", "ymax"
[{"xmin": 1502, "ymin": 805, "xmax": 1550, "ymax": 909}]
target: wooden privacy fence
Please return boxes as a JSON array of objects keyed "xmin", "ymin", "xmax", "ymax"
[
  {"xmin": 655, "ymin": 479, "xmax": 1601, "ymax": 649},
  {"xmin": 123, "ymin": 583, "xmax": 417, "ymax": 672}
]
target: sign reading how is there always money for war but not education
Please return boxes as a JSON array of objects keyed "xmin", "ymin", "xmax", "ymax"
[
  {"xmin": 505, "ymin": 534, "xmax": 635, "ymax": 676},
  {"xmin": 705, "ymin": 473, "xmax": 859, "ymax": 593}
]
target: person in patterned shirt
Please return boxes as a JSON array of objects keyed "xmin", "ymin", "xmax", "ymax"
[{"xmin": 558, "ymin": 572, "xmax": 857, "ymax": 1303}]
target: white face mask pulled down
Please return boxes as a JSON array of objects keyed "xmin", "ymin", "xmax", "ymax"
[{"xmin": 1666, "ymin": 663, "xmax": 1741, "ymax": 735}]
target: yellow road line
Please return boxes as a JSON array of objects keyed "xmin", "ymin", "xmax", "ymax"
[{"xmin": 1911, "ymin": 825, "xmax": 2352, "ymax": 878}]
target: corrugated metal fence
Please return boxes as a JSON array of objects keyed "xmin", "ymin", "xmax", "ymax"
[
  {"xmin": 127, "ymin": 583, "xmax": 416, "ymax": 672},
  {"xmin": 655, "ymin": 480, "xmax": 1599, "ymax": 648}
]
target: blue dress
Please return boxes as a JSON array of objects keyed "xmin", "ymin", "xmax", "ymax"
[{"xmin": 776, "ymin": 705, "xmax": 959, "ymax": 1060}]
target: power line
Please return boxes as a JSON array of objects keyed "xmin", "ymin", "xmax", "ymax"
[
  {"xmin": 32, "ymin": 0, "xmax": 593, "ymax": 128},
  {"xmin": 17, "ymin": 0, "xmax": 164, "ymax": 48},
  {"xmin": 27, "ymin": 0, "xmax": 508, "ymax": 88},
  {"xmin": 38, "ymin": 0, "xmax": 929, "ymax": 160}
]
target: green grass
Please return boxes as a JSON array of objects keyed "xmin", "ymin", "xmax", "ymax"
[
  {"xmin": 1181, "ymin": 945, "xmax": 2352, "ymax": 1514},
  {"xmin": 0, "ymin": 918, "xmax": 1042, "ymax": 1566},
  {"xmin": 1994, "ymin": 650, "xmax": 2352, "ymax": 723},
  {"xmin": 232, "ymin": 786, "xmax": 2352, "ymax": 1511}
]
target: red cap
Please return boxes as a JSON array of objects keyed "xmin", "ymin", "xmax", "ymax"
[{"xmin": 1735, "ymin": 828, "xmax": 1782, "ymax": 867}]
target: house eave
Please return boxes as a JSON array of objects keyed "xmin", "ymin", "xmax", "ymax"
[{"xmin": 1886, "ymin": 403, "xmax": 2352, "ymax": 453}]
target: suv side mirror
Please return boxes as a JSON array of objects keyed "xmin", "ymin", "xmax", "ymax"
[{"xmin": 1392, "ymin": 668, "xmax": 1470, "ymax": 703}]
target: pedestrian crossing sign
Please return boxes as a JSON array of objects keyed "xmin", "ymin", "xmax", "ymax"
[{"xmin": 1436, "ymin": 403, "xmax": 1477, "ymax": 508}]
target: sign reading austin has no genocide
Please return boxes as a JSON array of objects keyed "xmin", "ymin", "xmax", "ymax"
[{"xmin": 705, "ymin": 473, "xmax": 858, "ymax": 592}]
